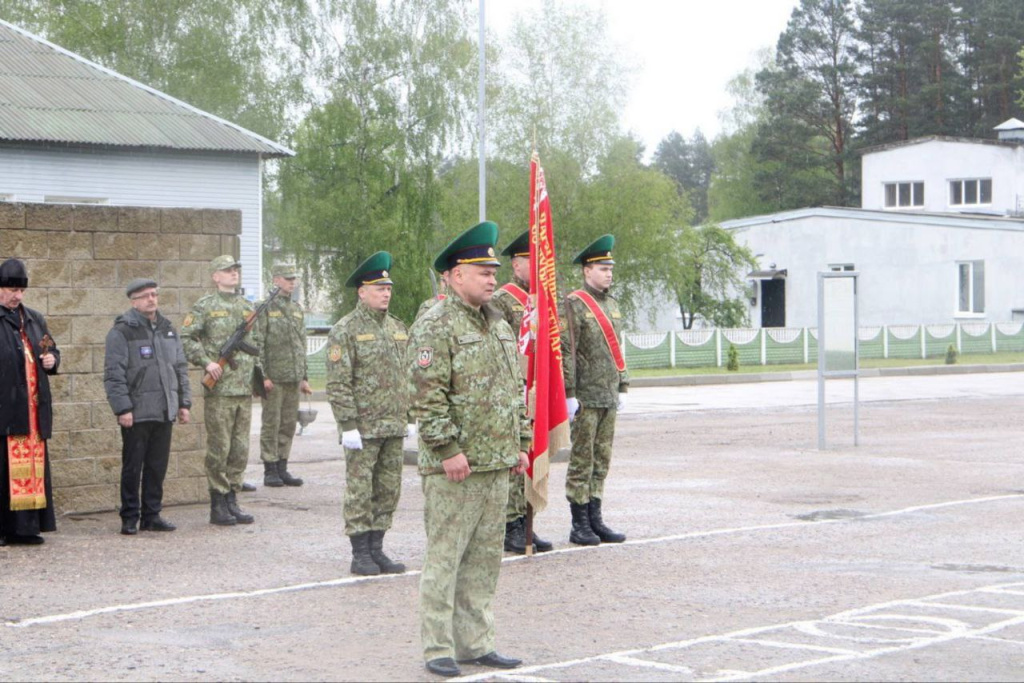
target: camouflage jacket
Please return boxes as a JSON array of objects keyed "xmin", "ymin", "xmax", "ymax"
[
  {"xmin": 416, "ymin": 295, "xmax": 446, "ymax": 321},
  {"xmin": 408, "ymin": 293, "xmax": 530, "ymax": 476},
  {"xmin": 181, "ymin": 290, "xmax": 263, "ymax": 397},
  {"xmin": 257, "ymin": 295, "xmax": 307, "ymax": 383},
  {"xmin": 326, "ymin": 302, "xmax": 409, "ymax": 439},
  {"xmin": 490, "ymin": 276, "xmax": 529, "ymax": 381},
  {"xmin": 561, "ymin": 282, "xmax": 629, "ymax": 408}
]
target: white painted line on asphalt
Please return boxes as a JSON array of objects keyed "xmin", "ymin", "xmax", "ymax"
[
  {"xmin": 605, "ymin": 654, "xmax": 693, "ymax": 674},
  {"xmin": 6, "ymin": 493, "xmax": 1023, "ymax": 630},
  {"xmin": 905, "ymin": 600, "xmax": 1024, "ymax": 616},
  {"xmin": 729, "ymin": 637, "xmax": 859, "ymax": 655},
  {"xmin": 966, "ymin": 634, "xmax": 1024, "ymax": 648},
  {"xmin": 457, "ymin": 582, "xmax": 1024, "ymax": 683}
]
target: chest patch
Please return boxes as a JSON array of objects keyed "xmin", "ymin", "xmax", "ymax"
[
  {"xmin": 356, "ymin": 333, "xmax": 376, "ymax": 342},
  {"xmin": 417, "ymin": 347, "xmax": 433, "ymax": 368},
  {"xmin": 139, "ymin": 345, "xmax": 154, "ymax": 359},
  {"xmin": 208, "ymin": 310, "xmax": 229, "ymax": 318},
  {"xmin": 393, "ymin": 332, "xmax": 409, "ymax": 341},
  {"xmin": 268, "ymin": 311, "xmax": 283, "ymax": 318}
]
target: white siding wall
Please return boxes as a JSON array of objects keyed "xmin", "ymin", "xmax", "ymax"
[
  {"xmin": 732, "ymin": 213, "xmax": 1024, "ymax": 327},
  {"xmin": 861, "ymin": 140, "xmax": 1024, "ymax": 215},
  {"xmin": 0, "ymin": 145, "xmax": 264, "ymax": 297}
]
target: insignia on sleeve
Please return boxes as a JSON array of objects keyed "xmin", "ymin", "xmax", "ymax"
[
  {"xmin": 182, "ymin": 313, "xmax": 195, "ymax": 327},
  {"xmin": 417, "ymin": 346, "xmax": 433, "ymax": 368},
  {"xmin": 328, "ymin": 345, "xmax": 342, "ymax": 362}
]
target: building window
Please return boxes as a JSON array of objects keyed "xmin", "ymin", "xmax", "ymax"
[
  {"xmin": 829, "ymin": 263, "xmax": 855, "ymax": 272},
  {"xmin": 949, "ymin": 179, "xmax": 992, "ymax": 206},
  {"xmin": 884, "ymin": 182, "xmax": 924, "ymax": 208},
  {"xmin": 957, "ymin": 260, "xmax": 985, "ymax": 314}
]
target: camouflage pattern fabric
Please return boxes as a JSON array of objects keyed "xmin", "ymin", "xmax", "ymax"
[
  {"xmin": 204, "ymin": 395, "xmax": 252, "ymax": 494},
  {"xmin": 416, "ymin": 296, "xmax": 445, "ymax": 321},
  {"xmin": 260, "ymin": 380, "xmax": 299, "ymax": 463},
  {"xmin": 407, "ymin": 294, "xmax": 530, "ymax": 475},
  {"xmin": 326, "ymin": 302, "xmax": 409, "ymax": 439},
  {"xmin": 492, "ymin": 276, "xmax": 530, "ymax": 523},
  {"xmin": 343, "ymin": 437, "xmax": 404, "ymax": 536},
  {"xmin": 565, "ymin": 406, "xmax": 617, "ymax": 504},
  {"xmin": 181, "ymin": 291, "xmax": 263, "ymax": 397},
  {"xmin": 420, "ymin": 469, "xmax": 508, "ymax": 661},
  {"xmin": 560, "ymin": 282, "xmax": 629, "ymax": 408},
  {"xmin": 258, "ymin": 295, "xmax": 307, "ymax": 383}
]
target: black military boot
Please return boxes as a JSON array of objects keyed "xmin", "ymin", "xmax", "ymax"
[
  {"xmin": 368, "ymin": 530, "xmax": 406, "ymax": 574},
  {"xmin": 504, "ymin": 517, "xmax": 529, "ymax": 554},
  {"xmin": 209, "ymin": 491, "xmax": 237, "ymax": 526},
  {"xmin": 277, "ymin": 460, "xmax": 303, "ymax": 487},
  {"xmin": 569, "ymin": 502, "xmax": 601, "ymax": 546},
  {"xmin": 225, "ymin": 490, "xmax": 255, "ymax": 524},
  {"xmin": 532, "ymin": 527, "xmax": 554, "ymax": 552},
  {"xmin": 588, "ymin": 498, "xmax": 625, "ymax": 543},
  {"xmin": 350, "ymin": 533, "xmax": 381, "ymax": 576},
  {"xmin": 263, "ymin": 461, "xmax": 284, "ymax": 487}
]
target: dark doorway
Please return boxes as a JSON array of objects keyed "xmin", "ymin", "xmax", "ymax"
[{"xmin": 760, "ymin": 279, "xmax": 786, "ymax": 327}]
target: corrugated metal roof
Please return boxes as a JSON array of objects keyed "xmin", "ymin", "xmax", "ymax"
[{"xmin": 0, "ymin": 20, "xmax": 293, "ymax": 157}]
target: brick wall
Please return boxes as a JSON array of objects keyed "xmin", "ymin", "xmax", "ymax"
[{"xmin": 0, "ymin": 202, "xmax": 241, "ymax": 514}]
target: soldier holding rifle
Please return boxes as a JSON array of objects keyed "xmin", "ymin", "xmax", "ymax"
[{"xmin": 182, "ymin": 255, "xmax": 272, "ymax": 527}]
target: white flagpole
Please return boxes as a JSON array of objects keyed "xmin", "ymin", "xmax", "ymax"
[{"xmin": 478, "ymin": 0, "xmax": 486, "ymax": 222}]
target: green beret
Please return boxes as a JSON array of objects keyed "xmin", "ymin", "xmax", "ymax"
[
  {"xmin": 501, "ymin": 229, "xmax": 530, "ymax": 258},
  {"xmin": 210, "ymin": 254, "xmax": 241, "ymax": 273},
  {"xmin": 346, "ymin": 251, "xmax": 394, "ymax": 288},
  {"xmin": 433, "ymin": 221, "xmax": 501, "ymax": 273},
  {"xmin": 573, "ymin": 234, "xmax": 615, "ymax": 265},
  {"xmin": 271, "ymin": 263, "xmax": 299, "ymax": 279}
]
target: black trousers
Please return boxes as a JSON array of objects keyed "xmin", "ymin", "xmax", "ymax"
[{"xmin": 120, "ymin": 421, "xmax": 173, "ymax": 521}]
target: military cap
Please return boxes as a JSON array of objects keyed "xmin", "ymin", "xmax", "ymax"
[
  {"xmin": 272, "ymin": 263, "xmax": 299, "ymax": 279},
  {"xmin": 346, "ymin": 251, "xmax": 394, "ymax": 288},
  {"xmin": 433, "ymin": 221, "xmax": 501, "ymax": 273},
  {"xmin": 210, "ymin": 254, "xmax": 241, "ymax": 273},
  {"xmin": 573, "ymin": 234, "xmax": 615, "ymax": 265},
  {"xmin": 0, "ymin": 258, "xmax": 28, "ymax": 288},
  {"xmin": 501, "ymin": 229, "xmax": 530, "ymax": 258},
  {"xmin": 125, "ymin": 277, "xmax": 158, "ymax": 298}
]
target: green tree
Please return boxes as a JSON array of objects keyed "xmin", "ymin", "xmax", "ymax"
[
  {"xmin": 653, "ymin": 130, "xmax": 715, "ymax": 225},
  {"xmin": 668, "ymin": 224, "xmax": 755, "ymax": 330}
]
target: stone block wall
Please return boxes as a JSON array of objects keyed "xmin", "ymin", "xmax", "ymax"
[{"xmin": 1, "ymin": 202, "xmax": 241, "ymax": 514}]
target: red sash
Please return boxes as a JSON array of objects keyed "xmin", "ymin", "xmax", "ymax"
[
  {"xmin": 570, "ymin": 290, "xmax": 626, "ymax": 372},
  {"xmin": 498, "ymin": 282, "xmax": 527, "ymax": 306}
]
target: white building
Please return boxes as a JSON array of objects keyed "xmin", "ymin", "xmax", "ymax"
[
  {"xmin": 721, "ymin": 120, "xmax": 1024, "ymax": 329},
  {"xmin": 0, "ymin": 20, "xmax": 293, "ymax": 298}
]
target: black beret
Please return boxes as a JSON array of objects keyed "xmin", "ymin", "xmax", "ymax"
[{"xmin": 0, "ymin": 258, "xmax": 28, "ymax": 288}]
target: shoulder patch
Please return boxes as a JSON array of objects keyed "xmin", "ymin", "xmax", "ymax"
[
  {"xmin": 417, "ymin": 346, "xmax": 433, "ymax": 368},
  {"xmin": 328, "ymin": 345, "xmax": 342, "ymax": 362},
  {"xmin": 182, "ymin": 313, "xmax": 195, "ymax": 327}
]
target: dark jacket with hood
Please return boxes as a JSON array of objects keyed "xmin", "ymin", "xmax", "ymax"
[
  {"xmin": 0, "ymin": 304, "xmax": 60, "ymax": 439},
  {"xmin": 103, "ymin": 309, "xmax": 191, "ymax": 423}
]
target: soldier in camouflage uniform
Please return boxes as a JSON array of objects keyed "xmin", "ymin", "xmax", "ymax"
[
  {"xmin": 258, "ymin": 263, "xmax": 311, "ymax": 488},
  {"xmin": 561, "ymin": 234, "xmax": 628, "ymax": 546},
  {"xmin": 491, "ymin": 230, "xmax": 553, "ymax": 555},
  {"xmin": 181, "ymin": 255, "xmax": 262, "ymax": 527},
  {"xmin": 326, "ymin": 252, "xmax": 409, "ymax": 577},
  {"xmin": 409, "ymin": 222, "xmax": 529, "ymax": 678},
  {"xmin": 415, "ymin": 270, "xmax": 448, "ymax": 320}
]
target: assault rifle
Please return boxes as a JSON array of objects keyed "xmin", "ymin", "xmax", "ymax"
[{"xmin": 201, "ymin": 286, "xmax": 282, "ymax": 393}]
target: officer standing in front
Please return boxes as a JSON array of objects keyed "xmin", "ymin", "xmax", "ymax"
[
  {"xmin": 409, "ymin": 221, "xmax": 529, "ymax": 678},
  {"xmin": 562, "ymin": 235, "xmax": 628, "ymax": 546},
  {"xmin": 181, "ymin": 255, "xmax": 262, "ymax": 527},
  {"xmin": 258, "ymin": 263, "xmax": 311, "ymax": 488},
  {"xmin": 326, "ymin": 251, "xmax": 409, "ymax": 576},
  {"xmin": 491, "ymin": 230, "xmax": 553, "ymax": 554},
  {"xmin": 104, "ymin": 278, "xmax": 191, "ymax": 535}
]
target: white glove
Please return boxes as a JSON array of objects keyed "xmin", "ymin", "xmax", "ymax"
[
  {"xmin": 617, "ymin": 393, "xmax": 626, "ymax": 410},
  {"xmin": 406, "ymin": 423, "xmax": 417, "ymax": 438},
  {"xmin": 566, "ymin": 397, "xmax": 580, "ymax": 423},
  {"xmin": 341, "ymin": 429, "xmax": 363, "ymax": 450}
]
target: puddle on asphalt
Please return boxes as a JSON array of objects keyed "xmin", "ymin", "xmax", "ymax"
[{"xmin": 793, "ymin": 508, "xmax": 867, "ymax": 521}]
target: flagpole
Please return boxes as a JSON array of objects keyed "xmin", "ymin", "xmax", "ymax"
[{"xmin": 478, "ymin": 0, "xmax": 486, "ymax": 222}]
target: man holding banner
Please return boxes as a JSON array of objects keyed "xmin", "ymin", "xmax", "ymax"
[{"xmin": 562, "ymin": 234, "xmax": 629, "ymax": 546}]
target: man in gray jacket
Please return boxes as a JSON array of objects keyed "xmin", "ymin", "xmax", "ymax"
[{"xmin": 104, "ymin": 278, "xmax": 191, "ymax": 535}]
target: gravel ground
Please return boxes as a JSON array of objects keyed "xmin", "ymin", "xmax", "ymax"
[{"xmin": 2, "ymin": 372, "xmax": 1024, "ymax": 681}]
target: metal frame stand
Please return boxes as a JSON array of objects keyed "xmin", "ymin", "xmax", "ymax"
[{"xmin": 817, "ymin": 272, "xmax": 860, "ymax": 450}]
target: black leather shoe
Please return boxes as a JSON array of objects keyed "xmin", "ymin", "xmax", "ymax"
[
  {"xmin": 241, "ymin": 481, "xmax": 257, "ymax": 492},
  {"xmin": 8, "ymin": 534, "xmax": 45, "ymax": 545},
  {"xmin": 120, "ymin": 519, "xmax": 138, "ymax": 536},
  {"xmin": 460, "ymin": 651, "xmax": 522, "ymax": 669},
  {"xmin": 425, "ymin": 657, "xmax": 461, "ymax": 677},
  {"xmin": 140, "ymin": 516, "xmax": 176, "ymax": 532}
]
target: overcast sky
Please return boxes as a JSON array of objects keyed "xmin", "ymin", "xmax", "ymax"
[{"xmin": 486, "ymin": 0, "xmax": 799, "ymax": 152}]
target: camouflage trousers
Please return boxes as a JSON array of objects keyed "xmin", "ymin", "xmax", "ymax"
[
  {"xmin": 204, "ymin": 395, "xmax": 252, "ymax": 495},
  {"xmin": 420, "ymin": 469, "xmax": 508, "ymax": 662},
  {"xmin": 566, "ymin": 406, "xmax": 617, "ymax": 505},
  {"xmin": 260, "ymin": 381, "xmax": 299, "ymax": 463},
  {"xmin": 343, "ymin": 437, "xmax": 404, "ymax": 536},
  {"xmin": 506, "ymin": 470, "xmax": 526, "ymax": 522}
]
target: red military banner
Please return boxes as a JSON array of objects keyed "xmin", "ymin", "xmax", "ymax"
[{"xmin": 525, "ymin": 152, "xmax": 569, "ymax": 515}]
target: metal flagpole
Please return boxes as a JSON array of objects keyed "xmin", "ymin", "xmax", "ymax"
[{"xmin": 478, "ymin": 0, "xmax": 486, "ymax": 221}]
